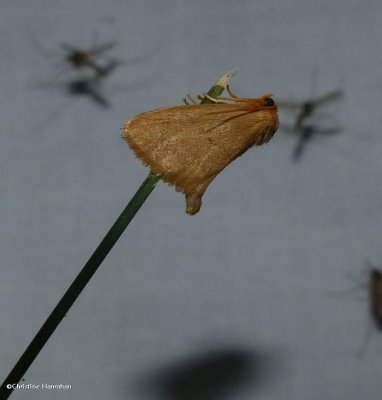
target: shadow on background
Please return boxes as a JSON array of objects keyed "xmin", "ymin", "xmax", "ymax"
[
  {"xmin": 131, "ymin": 346, "xmax": 282, "ymax": 400},
  {"xmin": 291, "ymin": 125, "xmax": 341, "ymax": 161},
  {"xmin": 65, "ymin": 77, "xmax": 111, "ymax": 108},
  {"xmin": 281, "ymin": 123, "xmax": 341, "ymax": 161}
]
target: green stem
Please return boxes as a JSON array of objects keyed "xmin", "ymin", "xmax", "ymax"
[
  {"xmin": 200, "ymin": 69, "xmax": 238, "ymax": 104},
  {"xmin": 0, "ymin": 174, "xmax": 158, "ymax": 398},
  {"xmin": 0, "ymin": 70, "xmax": 237, "ymax": 399}
]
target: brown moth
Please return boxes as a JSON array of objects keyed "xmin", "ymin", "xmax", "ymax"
[{"xmin": 122, "ymin": 90, "xmax": 279, "ymax": 214}]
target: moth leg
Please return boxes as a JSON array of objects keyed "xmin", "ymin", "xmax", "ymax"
[
  {"xmin": 201, "ymin": 93, "xmax": 225, "ymax": 104},
  {"xmin": 226, "ymin": 85, "xmax": 240, "ymax": 98},
  {"xmin": 183, "ymin": 93, "xmax": 199, "ymax": 105},
  {"xmin": 185, "ymin": 177, "xmax": 214, "ymax": 215},
  {"xmin": 186, "ymin": 93, "xmax": 199, "ymax": 104}
]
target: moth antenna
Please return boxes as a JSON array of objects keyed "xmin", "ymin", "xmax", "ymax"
[
  {"xmin": 216, "ymin": 96, "xmax": 245, "ymax": 102},
  {"xmin": 217, "ymin": 93, "xmax": 274, "ymax": 103}
]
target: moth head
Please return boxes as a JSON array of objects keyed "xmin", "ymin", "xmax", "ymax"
[{"xmin": 260, "ymin": 93, "xmax": 277, "ymax": 108}]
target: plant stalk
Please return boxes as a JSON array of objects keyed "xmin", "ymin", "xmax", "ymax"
[{"xmin": 0, "ymin": 69, "xmax": 237, "ymax": 399}]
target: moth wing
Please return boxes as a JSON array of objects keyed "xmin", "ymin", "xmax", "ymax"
[{"xmin": 122, "ymin": 103, "xmax": 272, "ymax": 195}]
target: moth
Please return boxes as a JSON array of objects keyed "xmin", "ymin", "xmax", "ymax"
[{"xmin": 122, "ymin": 88, "xmax": 279, "ymax": 214}]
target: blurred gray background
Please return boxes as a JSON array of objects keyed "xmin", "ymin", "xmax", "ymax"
[{"xmin": 1, "ymin": 0, "xmax": 382, "ymax": 399}]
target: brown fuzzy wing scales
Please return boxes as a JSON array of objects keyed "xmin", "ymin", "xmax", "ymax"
[{"xmin": 122, "ymin": 101, "xmax": 278, "ymax": 214}]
